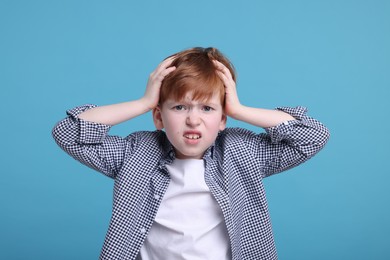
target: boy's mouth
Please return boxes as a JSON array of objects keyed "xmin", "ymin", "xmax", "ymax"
[{"xmin": 184, "ymin": 132, "xmax": 201, "ymax": 140}]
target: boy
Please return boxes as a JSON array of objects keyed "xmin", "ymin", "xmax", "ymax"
[{"xmin": 52, "ymin": 47, "xmax": 330, "ymax": 259}]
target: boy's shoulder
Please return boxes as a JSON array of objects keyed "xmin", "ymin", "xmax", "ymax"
[
  {"xmin": 216, "ymin": 127, "xmax": 264, "ymax": 147},
  {"xmin": 216, "ymin": 127, "xmax": 271, "ymax": 152},
  {"xmin": 124, "ymin": 130, "xmax": 171, "ymax": 153},
  {"xmin": 125, "ymin": 130, "xmax": 167, "ymax": 144},
  {"xmin": 219, "ymin": 127, "xmax": 263, "ymax": 140}
]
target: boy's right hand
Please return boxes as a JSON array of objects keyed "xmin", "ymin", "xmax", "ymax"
[{"xmin": 142, "ymin": 56, "xmax": 176, "ymax": 110}]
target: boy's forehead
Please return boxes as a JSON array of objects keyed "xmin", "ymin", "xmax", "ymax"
[{"xmin": 167, "ymin": 92, "xmax": 221, "ymax": 104}]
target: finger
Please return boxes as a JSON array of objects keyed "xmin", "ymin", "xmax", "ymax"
[
  {"xmin": 213, "ymin": 60, "xmax": 228, "ymax": 71},
  {"xmin": 213, "ymin": 60, "xmax": 233, "ymax": 80},
  {"xmin": 216, "ymin": 70, "xmax": 234, "ymax": 89},
  {"xmin": 216, "ymin": 72, "xmax": 234, "ymax": 93},
  {"xmin": 159, "ymin": 56, "xmax": 176, "ymax": 69},
  {"xmin": 151, "ymin": 57, "xmax": 176, "ymax": 79},
  {"xmin": 160, "ymin": 66, "xmax": 176, "ymax": 77},
  {"xmin": 151, "ymin": 66, "xmax": 176, "ymax": 84},
  {"xmin": 216, "ymin": 70, "xmax": 228, "ymax": 82}
]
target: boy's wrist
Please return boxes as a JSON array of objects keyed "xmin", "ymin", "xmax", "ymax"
[
  {"xmin": 226, "ymin": 104, "xmax": 245, "ymax": 120},
  {"xmin": 139, "ymin": 96, "xmax": 157, "ymax": 112}
]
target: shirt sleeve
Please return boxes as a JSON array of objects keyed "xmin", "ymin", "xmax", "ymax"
[
  {"xmin": 242, "ymin": 106, "xmax": 330, "ymax": 178},
  {"xmin": 52, "ymin": 104, "xmax": 133, "ymax": 179}
]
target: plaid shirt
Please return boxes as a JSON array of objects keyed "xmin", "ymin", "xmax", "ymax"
[{"xmin": 52, "ymin": 105, "xmax": 329, "ymax": 260}]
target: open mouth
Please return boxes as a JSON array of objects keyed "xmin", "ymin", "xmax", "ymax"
[{"xmin": 184, "ymin": 133, "xmax": 201, "ymax": 140}]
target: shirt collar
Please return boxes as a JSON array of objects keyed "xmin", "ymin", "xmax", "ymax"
[
  {"xmin": 203, "ymin": 144, "xmax": 215, "ymax": 160},
  {"xmin": 158, "ymin": 130, "xmax": 216, "ymax": 167},
  {"xmin": 159, "ymin": 131, "xmax": 175, "ymax": 166}
]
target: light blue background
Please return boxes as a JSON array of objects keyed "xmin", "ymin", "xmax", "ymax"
[{"xmin": 1, "ymin": 0, "xmax": 389, "ymax": 259}]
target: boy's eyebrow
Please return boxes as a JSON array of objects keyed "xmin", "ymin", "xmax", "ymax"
[
  {"xmin": 202, "ymin": 102, "xmax": 220, "ymax": 107},
  {"xmin": 166, "ymin": 99, "xmax": 220, "ymax": 106},
  {"xmin": 164, "ymin": 100, "xmax": 182, "ymax": 105}
]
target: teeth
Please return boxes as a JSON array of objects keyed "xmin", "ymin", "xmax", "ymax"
[{"xmin": 185, "ymin": 134, "xmax": 200, "ymax": 139}]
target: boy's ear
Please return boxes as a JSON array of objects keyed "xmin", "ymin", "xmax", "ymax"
[
  {"xmin": 219, "ymin": 113, "xmax": 227, "ymax": 131},
  {"xmin": 153, "ymin": 106, "xmax": 164, "ymax": 130}
]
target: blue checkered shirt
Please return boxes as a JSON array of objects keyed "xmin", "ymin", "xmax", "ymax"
[{"xmin": 52, "ymin": 105, "xmax": 329, "ymax": 260}]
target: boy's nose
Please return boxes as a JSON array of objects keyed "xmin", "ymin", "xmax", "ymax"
[{"xmin": 186, "ymin": 111, "xmax": 201, "ymax": 126}]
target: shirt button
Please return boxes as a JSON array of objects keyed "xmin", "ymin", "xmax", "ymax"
[
  {"xmin": 140, "ymin": 228, "xmax": 146, "ymax": 234},
  {"xmin": 154, "ymin": 194, "xmax": 160, "ymax": 200}
]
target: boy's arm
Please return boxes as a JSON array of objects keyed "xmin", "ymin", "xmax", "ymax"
[
  {"xmin": 214, "ymin": 60, "xmax": 295, "ymax": 127},
  {"xmin": 52, "ymin": 58, "xmax": 176, "ymax": 178},
  {"xmin": 78, "ymin": 57, "xmax": 176, "ymax": 125},
  {"xmin": 214, "ymin": 60, "xmax": 330, "ymax": 176}
]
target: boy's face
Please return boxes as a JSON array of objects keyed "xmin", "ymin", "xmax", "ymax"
[{"xmin": 153, "ymin": 93, "xmax": 226, "ymax": 159}]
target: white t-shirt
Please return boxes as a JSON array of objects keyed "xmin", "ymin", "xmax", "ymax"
[{"xmin": 139, "ymin": 159, "xmax": 231, "ymax": 260}]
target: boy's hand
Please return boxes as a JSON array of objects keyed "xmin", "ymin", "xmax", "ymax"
[
  {"xmin": 214, "ymin": 60, "xmax": 295, "ymax": 128},
  {"xmin": 142, "ymin": 57, "xmax": 176, "ymax": 110},
  {"xmin": 213, "ymin": 60, "xmax": 242, "ymax": 119}
]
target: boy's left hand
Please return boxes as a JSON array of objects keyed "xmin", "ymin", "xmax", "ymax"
[
  {"xmin": 214, "ymin": 60, "xmax": 295, "ymax": 128},
  {"xmin": 213, "ymin": 60, "xmax": 242, "ymax": 119}
]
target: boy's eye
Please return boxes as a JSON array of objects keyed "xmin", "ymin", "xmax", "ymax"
[
  {"xmin": 202, "ymin": 106, "xmax": 213, "ymax": 112},
  {"xmin": 173, "ymin": 105, "xmax": 186, "ymax": 111}
]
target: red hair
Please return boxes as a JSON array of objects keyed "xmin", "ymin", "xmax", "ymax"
[{"xmin": 160, "ymin": 47, "xmax": 235, "ymax": 106}]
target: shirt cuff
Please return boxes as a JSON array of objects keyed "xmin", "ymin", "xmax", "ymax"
[
  {"xmin": 66, "ymin": 104, "xmax": 111, "ymax": 144},
  {"xmin": 265, "ymin": 106, "xmax": 311, "ymax": 143}
]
